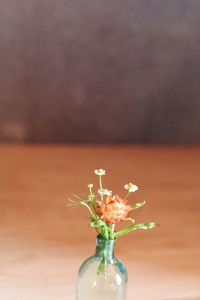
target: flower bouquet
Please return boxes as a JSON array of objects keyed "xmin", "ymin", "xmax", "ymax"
[{"xmin": 68, "ymin": 169, "xmax": 156, "ymax": 300}]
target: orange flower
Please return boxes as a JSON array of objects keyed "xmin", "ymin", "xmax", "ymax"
[{"xmin": 97, "ymin": 195, "xmax": 132, "ymax": 224}]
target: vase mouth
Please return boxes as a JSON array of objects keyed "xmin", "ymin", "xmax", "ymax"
[
  {"xmin": 97, "ymin": 234, "xmax": 116, "ymax": 241},
  {"xmin": 95, "ymin": 234, "xmax": 116, "ymax": 262}
]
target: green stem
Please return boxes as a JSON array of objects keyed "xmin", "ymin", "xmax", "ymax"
[
  {"xmin": 99, "ymin": 175, "xmax": 104, "ymax": 200},
  {"xmin": 81, "ymin": 201, "xmax": 96, "ymax": 219},
  {"xmin": 97, "ymin": 254, "xmax": 107, "ymax": 274},
  {"xmin": 110, "ymin": 224, "xmax": 115, "ymax": 239},
  {"xmin": 114, "ymin": 222, "xmax": 156, "ymax": 238},
  {"xmin": 99, "ymin": 175, "xmax": 102, "ymax": 189},
  {"xmin": 124, "ymin": 191, "xmax": 130, "ymax": 199}
]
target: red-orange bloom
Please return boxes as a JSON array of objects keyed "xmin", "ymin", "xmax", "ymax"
[{"xmin": 97, "ymin": 195, "xmax": 132, "ymax": 224}]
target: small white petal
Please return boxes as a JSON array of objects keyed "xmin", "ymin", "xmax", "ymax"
[
  {"xmin": 124, "ymin": 182, "xmax": 138, "ymax": 193},
  {"xmin": 97, "ymin": 189, "xmax": 102, "ymax": 195},
  {"xmin": 97, "ymin": 188, "xmax": 112, "ymax": 196},
  {"xmin": 94, "ymin": 169, "xmax": 106, "ymax": 176},
  {"xmin": 129, "ymin": 185, "xmax": 138, "ymax": 192},
  {"xmin": 105, "ymin": 190, "xmax": 112, "ymax": 196},
  {"xmin": 88, "ymin": 184, "xmax": 94, "ymax": 188},
  {"xmin": 124, "ymin": 184, "xmax": 129, "ymax": 190}
]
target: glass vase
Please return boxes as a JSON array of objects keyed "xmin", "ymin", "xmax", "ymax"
[{"xmin": 76, "ymin": 235, "xmax": 128, "ymax": 300}]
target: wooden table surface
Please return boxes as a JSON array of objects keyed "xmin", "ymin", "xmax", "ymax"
[{"xmin": 0, "ymin": 145, "xmax": 200, "ymax": 300}]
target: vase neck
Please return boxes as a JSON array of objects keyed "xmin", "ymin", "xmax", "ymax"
[{"xmin": 95, "ymin": 235, "xmax": 115, "ymax": 262}]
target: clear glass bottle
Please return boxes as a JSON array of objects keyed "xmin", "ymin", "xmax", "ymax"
[{"xmin": 76, "ymin": 235, "xmax": 128, "ymax": 300}]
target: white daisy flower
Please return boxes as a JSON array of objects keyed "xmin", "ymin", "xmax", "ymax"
[
  {"xmin": 94, "ymin": 169, "xmax": 106, "ymax": 176},
  {"xmin": 124, "ymin": 183, "xmax": 138, "ymax": 193},
  {"xmin": 97, "ymin": 188, "xmax": 112, "ymax": 196},
  {"xmin": 88, "ymin": 184, "xmax": 94, "ymax": 189}
]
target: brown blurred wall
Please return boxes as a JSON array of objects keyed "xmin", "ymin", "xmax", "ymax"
[{"xmin": 0, "ymin": 0, "xmax": 200, "ymax": 143}]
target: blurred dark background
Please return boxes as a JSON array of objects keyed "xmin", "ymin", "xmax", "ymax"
[{"xmin": 0, "ymin": 0, "xmax": 200, "ymax": 144}]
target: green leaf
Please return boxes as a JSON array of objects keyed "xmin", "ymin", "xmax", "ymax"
[
  {"xmin": 66, "ymin": 203, "xmax": 75, "ymax": 207},
  {"xmin": 88, "ymin": 194, "xmax": 95, "ymax": 202},
  {"xmin": 132, "ymin": 222, "xmax": 156, "ymax": 230},
  {"xmin": 124, "ymin": 217, "xmax": 135, "ymax": 223},
  {"xmin": 104, "ymin": 225, "xmax": 109, "ymax": 239},
  {"xmin": 100, "ymin": 224, "xmax": 109, "ymax": 239},
  {"xmin": 114, "ymin": 222, "xmax": 156, "ymax": 238},
  {"xmin": 90, "ymin": 219, "xmax": 105, "ymax": 228},
  {"xmin": 131, "ymin": 201, "xmax": 146, "ymax": 210},
  {"xmin": 73, "ymin": 194, "xmax": 83, "ymax": 200},
  {"xmin": 65, "ymin": 199, "xmax": 77, "ymax": 207}
]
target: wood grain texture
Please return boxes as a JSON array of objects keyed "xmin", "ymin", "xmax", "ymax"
[{"xmin": 0, "ymin": 144, "xmax": 200, "ymax": 299}]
